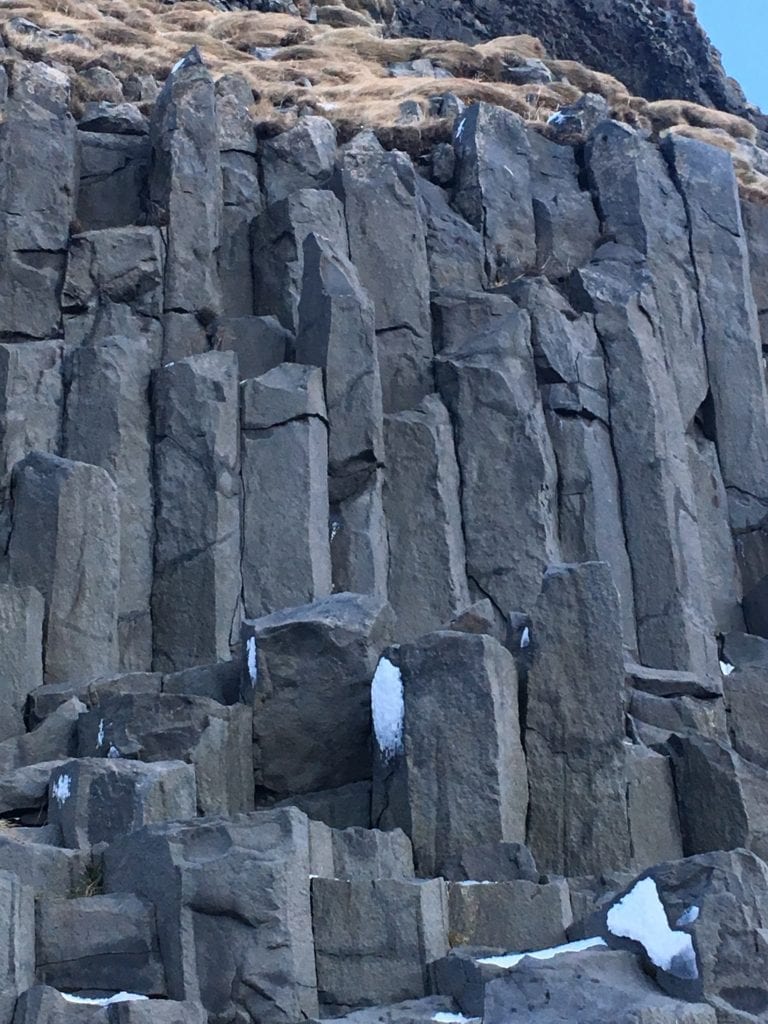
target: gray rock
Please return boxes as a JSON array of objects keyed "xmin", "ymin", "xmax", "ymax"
[
  {"xmin": 76, "ymin": 133, "xmax": 150, "ymax": 231},
  {"xmin": 149, "ymin": 54, "xmax": 221, "ymax": 318},
  {"xmin": 48, "ymin": 758, "xmax": 196, "ymax": 849},
  {"xmin": 415, "ymin": 177, "xmax": 486, "ymax": 294},
  {"xmin": 104, "ymin": 809, "xmax": 318, "ymax": 1024},
  {"xmin": 526, "ymin": 563, "xmax": 631, "ymax": 875},
  {"xmin": 107, "ymin": 999, "xmax": 206, "ymax": 1024},
  {"xmin": 667, "ymin": 733, "xmax": 768, "ymax": 862},
  {"xmin": 665, "ymin": 133, "xmax": 768, "ymax": 531},
  {"xmin": 241, "ymin": 365, "xmax": 332, "ymax": 617},
  {"xmin": 76, "ymin": 693, "xmax": 253, "ymax": 816},
  {"xmin": 215, "ymin": 73, "xmax": 256, "ymax": 153},
  {"xmin": 0, "ymin": 584, "xmax": 44, "ymax": 715},
  {"xmin": 312, "ymin": 877, "xmax": 448, "ymax": 1013},
  {"xmin": 212, "ymin": 315, "xmax": 290, "ymax": 380},
  {"xmin": 570, "ymin": 255, "xmax": 719, "ymax": 681},
  {"xmin": 0, "ymin": 63, "xmax": 76, "ymax": 339},
  {"xmin": 253, "ymin": 189, "xmax": 348, "ymax": 332},
  {"xmin": 383, "ymin": 395, "xmax": 469, "ymax": 641},
  {"xmin": 628, "ymin": 691, "xmax": 728, "ymax": 743},
  {"xmin": 0, "ymin": 869, "xmax": 33, "ymax": 1024},
  {"xmin": 442, "ymin": 599, "xmax": 498, "ymax": 638},
  {"xmin": 0, "ymin": 832, "xmax": 94, "ymax": 898},
  {"xmin": 597, "ymin": 850, "xmax": 768, "ymax": 1022},
  {"xmin": 373, "ymin": 631, "xmax": 528, "ymax": 877},
  {"xmin": 275, "ymin": 780, "xmax": 372, "ymax": 830},
  {"xmin": 79, "ymin": 66, "xmax": 124, "ymax": 103},
  {"xmin": 8, "ymin": 453, "xmax": 120, "ymax": 683},
  {"xmin": 587, "ymin": 122, "xmax": 707, "ymax": 429},
  {"xmin": 219, "ymin": 150, "xmax": 262, "ymax": 317},
  {"xmin": 36, "ymin": 893, "xmax": 164, "ymax": 994},
  {"xmin": 331, "ymin": 827, "xmax": 414, "ymax": 881},
  {"xmin": 546, "ymin": 93, "xmax": 611, "ymax": 143},
  {"xmin": 242, "ymin": 593, "xmax": 393, "ymax": 800},
  {"xmin": 79, "ymin": 101, "xmax": 148, "ymax": 135},
  {"xmin": 452, "ymin": 103, "xmax": 535, "ymax": 285},
  {"xmin": 11, "ymin": 986, "xmax": 109, "ymax": 1024},
  {"xmin": 626, "ymin": 661, "xmax": 721, "ymax": 699},
  {"xmin": 529, "ymin": 130, "xmax": 599, "ymax": 279},
  {"xmin": 743, "ymin": 199, "xmax": 768, "ymax": 349},
  {"xmin": 722, "ymin": 631, "xmax": 768, "ymax": 670},
  {"xmin": 27, "ymin": 673, "xmax": 162, "ymax": 727},
  {"xmin": 309, "ymin": 996, "xmax": 458, "ymax": 1024},
  {"xmin": 152, "ymin": 353, "xmax": 241, "ymax": 672},
  {"xmin": 483, "ymin": 948, "xmax": 716, "ymax": 1024},
  {"xmin": 435, "ymin": 307, "xmax": 558, "ymax": 615},
  {"xmin": 0, "ymin": 697, "xmax": 85, "ymax": 775},
  {"xmin": 332, "ymin": 134, "xmax": 432, "ymax": 412},
  {"xmin": 430, "ymin": 948, "xmax": 510, "ymax": 1017},
  {"xmin": 330, "ymin": 471, "xmax": 389, "ymax": 601},
  {"xmin": 297, "ymin": 233, "xmax": 384, "ymax": 498},
  {"xmin": 723, "ymin": 667, "xmax": 768, "ymax": 770},
  {"xmin": 261, "ymin": 116, "xmax": 337, "ymax": 203},
  {"xmin": 0, "ymin": 761, "xmax": 66, "ymax": 815},
  {"xmin": 62, "ymin": 227, "xmax": 164, "ymax": 350},
  {"xmin": 448, "ymin": 878, "xmax": 572, "ymax": 950},
  {"xmin": 64, "ymin": 336, "xmax": 155, "ymax": 671},
  {"xmin": 441, "ymin": 841, "xmax": 539, "ymax": 883},
  {"xmin": 162, "ymin": 659, "xmax": 240, "ymax": 705},
  {"xmin": 625, "ymin": 743, "xmax": 683, "ymax": 872}
]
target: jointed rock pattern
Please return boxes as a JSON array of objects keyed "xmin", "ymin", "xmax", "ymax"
[{"xmin": 0, "ymin": 25, "xmax": 767, "ymax": 1024}]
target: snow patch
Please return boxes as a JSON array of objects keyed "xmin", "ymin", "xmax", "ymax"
[
  {"xmin": 97, "ymin": 718, "xmax": 105, "ymax": 749},
  {"xmin": 371, "ymin": 657, "xmax": 404, "ymax": 762},
  {"xmin": 60, "ymin": 993, "xmax": 149, "ymax": 1007},
  {"xmin": 547, "ymin": 111, "xmax": 567, "ymax": 125},
  {"xmin": 720, "ymin": 660, "xmax": 735, "ymax": 676},
  {"xmin": 477, "ymin": 936, "xmax": 606, "ymax": 969},
  {"xmin": 607, "ymin": 877, "xmax": 698, "ymax": 978},
  {"xmin": 52, "ymin": 774, "xmax": 71, "ymax": 807},
  {"xmin": 675, "ymin": 905, "xmax": 700, "ymax": 927},
  {"xmin": 457, "ymin": 880, "xmax": 493, "ymax": 886},
  {"xmin": 432, "ymin": 1014, "xmax": 480, "ymax": 1024},
  {"xmin": 520, "ymin": 627, "xmax": 530, "ymax": 649},
  {"xmin": 455, "ymin": 117, "xmax": 466, "ymax": 140},
  {"xmin": 247, "ymin": 637, "xmax": 258, "ymax": 686}
]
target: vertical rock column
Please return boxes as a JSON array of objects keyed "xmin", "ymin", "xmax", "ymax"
[
  {"xmin": 64, "ymin": 337, "xmax": 155, "ymax": 670},
  {"xmin": 0, "ymin": 62, "xmax": 77, "ymax": 340},
  {"xmin": 373, "ymin": 631, "xmax": 528, "ymax": 877},
  {"xmin": 8, "ymin": 452, "xmax": 120, "ymax": 682},
  {"xmin": 152, "ymin": 352, "xmax": 241, "ymax": 671},
  {"xmin": 525, "ymin": 562, "xmax": 631, "ymax": 876},
  {"xmin": 149, "ymin": 51, "xmax": 222, "ymax": 361},
  {"xmin": 297, "ymin": 233, "xmax": 387, "ymax": 599},
  {"xmin": 240, "ymin": 364, "xmax": 332, "ymax": 617}
]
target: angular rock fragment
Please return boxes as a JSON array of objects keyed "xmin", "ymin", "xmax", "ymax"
[
  {"xmin": 526, "ymin": 563, "xmax": 630, "ymax": 875},
  {"xmin": 0, "ymin": 761, "xmax": 65, "ymax": 816},
  {"xmin": 105, "ymin": 809, "xmax": 318, "ymax": 1024},
  {"xmin": 0, "ymin": 870, "xmax": 34, "ymax": 1024},
  {"xmin": 330, "ymin": 471, "xmax": 389, "ymax": 601},
  {"xmin": 415, "ymin": 177, "xmax": 486, "ymax": 294},
  {"xmin": 312, "ymin": 878, "xmax": 448, "ymax": 1013},
  {"xmin": 76, "ymin": 693, "xmax": 252, "ymax": 816},
  {"xmin": 0, "ymin": 584, "xmax": 44, "ymax": 717},
  {"xmin": 76, "ymin": 133, "xmax": 150, "ymax": 231},
  {"xmin": 330, "ymin": 827, "xmax": 414, "ymax": 881},
  {"xmin": 448, "ymin": 878, "xmax": 572, "ymax": 950},
  {"xmin": 0, "ymin": 698, "xmax": 84, "ymax": 775},
  {"xmin": 242, "ymin": 593, "xmax": 393, "ymax": 800},
  {"xmin": 151, "ymin": 353, "xmax": 241, "ymax": 672},
  {"xmin": 212, "ymin": 315, "xmax": 289, "ymax": 380},
  {"xmin": 48, "ymin": 758, "xmax": 196, "ymax": 849},
  {"xmin": 36, "ymin": 893, "xmax": 165, "ymax": 994},
  {"xmin": 261, "ymin": 116, "xmax": 337, "ymax": 203},
  {"xmin": 625, "ymin": 743, "xmax": 683, "ymax": 872},
  {"xmin": 373, "ymin": 631, "xmax": 528, "ymax": 876},
  {"xmin": 0, "ymin": 832, "xmax": 94, "ymax": 898},
  {"xmin": 218, "ymin": 149, "xmax": 262, "ymax": 317},
  {"xmin": 8, "ymin": 452, "xmax": 120, "ymax": 682}
]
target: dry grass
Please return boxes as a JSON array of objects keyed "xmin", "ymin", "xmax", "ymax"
[{"xmin": 0, "ymin": 0, "xmax": 764, "ymax": 199}]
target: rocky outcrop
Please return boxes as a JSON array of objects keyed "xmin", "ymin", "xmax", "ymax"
[{"xmin": 0, "ymin": 43, "xmax": 767, "ymax": 1024}]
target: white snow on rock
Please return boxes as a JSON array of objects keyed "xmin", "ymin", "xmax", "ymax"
[
  {"xmin": 371, "ymin": 656, "xmax": 404, "ymax": 762},
  {"xmin": 60, "ymin": 993, "xmax": 149, "ymax": 1006},
  {"xmin": 97, "ymin": 718, "xmax": 105, "ymax": 749},
  {"xmin": 720, "ymin": 659, "xmax": 735, "ymax": 676},
  {"xmin": 520, "ymin": 626, "xmax": 530, "ymax": 649},
  {"xmin": 432, "ymin": 1014, "xmax": 481, "ymax": 1023},
  {"xmin": 52, "ymin": 774, "xmax": 71, "ymax": 807},
  {"xmin": 247, "ymin": 637, "xmax": 258, "ymax": 686},
  {"xmin": 606, "ymin": 877, "xmax": 698, "ymax": 978},
  {"xmin": 477, "ymin": 936, "xmax": 606, "ymax": 969},
  {"xmin": 676, "ymin": 905, "xmax": 700, "ymax": 927}
]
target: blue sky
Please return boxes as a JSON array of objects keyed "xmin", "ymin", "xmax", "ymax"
[{"xmin": 694, "ymin": 0, "xmax": 768, "ymax": 110}]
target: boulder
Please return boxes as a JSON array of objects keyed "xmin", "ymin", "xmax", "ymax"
[
  {"xmin": 0, "ymin": 832, "xmax": 95, "ymax": 899},
  {"xmin": 242, "ymin": 593, "xmax": 393, "ymax": 800},
  {"xmin": 330, "ymin": 827, "xmax": 414, "ymax": 881},
  {"xmin": 0, "ymin": 697, "xmax": 85, "ymax": 775},
  {"xmin": 260, "ymin": 116, "xmax": 337, "ymax": 203},
  {"xmin": 0, "ymin": 761, "xmax": 66, "ymax": 816},
  {"xmin": 448, "ymin": 878, "xmax": 572, "ymax": 950},
  {"xmin": 47, "ymin": 758, "xmax": 197, "ymax": 849}
]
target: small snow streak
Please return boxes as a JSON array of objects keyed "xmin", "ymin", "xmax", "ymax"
[
  {"xmin": 52, "ymin": 774, "xmax": 71, "ymax": 806},
  {"xmin": 247, "ymin": 636, "xmax": 258, "ymax": 686},
  {"xmin": 371, "ymin": 657, "xmax": 404, "ymax": 762}
]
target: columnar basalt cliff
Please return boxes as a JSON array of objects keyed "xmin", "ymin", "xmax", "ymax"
[{"xmin": 0, "ymin": 4, "xmax": 767, "ymax": 1024}]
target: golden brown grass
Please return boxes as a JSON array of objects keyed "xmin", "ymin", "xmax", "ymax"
[{"xmin": 0, "ymin": 0, "xmax": 763, "ymax": 200}]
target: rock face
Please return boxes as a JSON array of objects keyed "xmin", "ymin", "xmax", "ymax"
[
  {"xmin": 391, "ymin": 0, "xmax": 756, "ymax": 118},
  {"xmin": 1, "ymin": 37, "xmax": 768, "ymax": 1024}
]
